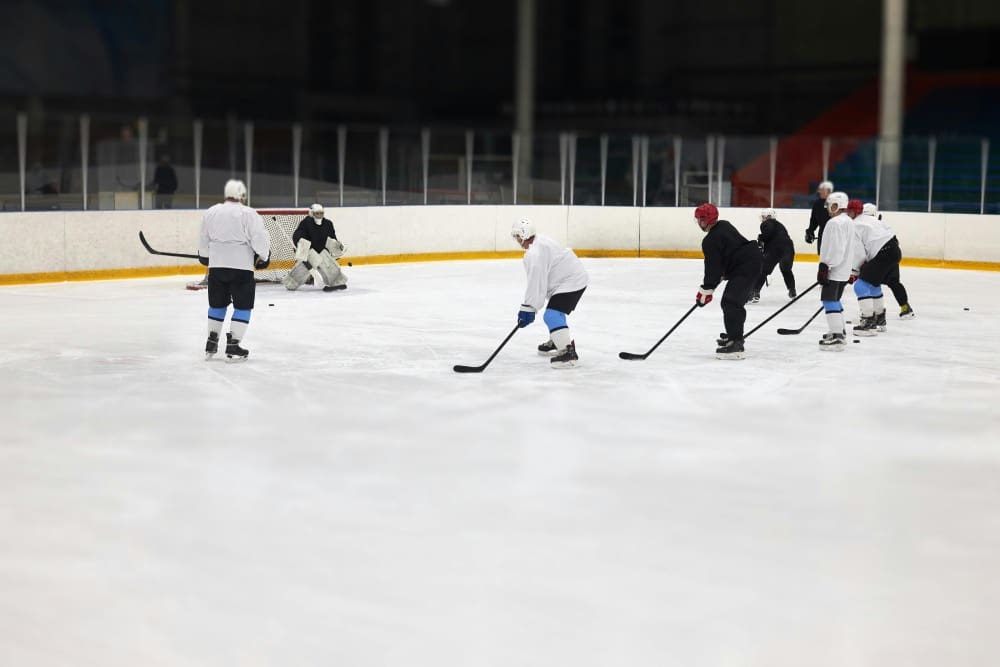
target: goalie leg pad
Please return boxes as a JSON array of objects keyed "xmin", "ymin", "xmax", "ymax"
[
  {"xmin": 283, "ymin": 261, "xmax": 312, "ymax": 290},
  {"xmin": 309, "ymin": 249, "xmax": 347, "ymax": 287}
]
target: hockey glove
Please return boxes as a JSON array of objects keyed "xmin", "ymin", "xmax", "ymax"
[
  {"xmin": 517, "ymin": 305, "xmax": 536, "ymax": 328},
  {"xmin": 805, "ymin": 230, "xmax": 815, "ymax": 244},
  {"xmin": 848, "ymin": 269, "xmax": 859, "ymax": 285},
  {"xmin": 695, "ymin": 287, "xmax": 714, "ymax": 307},
  {"xmin": 198, "ymin": 254, "xmax": 209, "ymax": 267},
  {"xmin": 254, "ymin": 252, "xmax": 271, "ymax": 270},
  {"xmin": 817, "ymin": 262, "xmax": 830, "ymax": 285}
]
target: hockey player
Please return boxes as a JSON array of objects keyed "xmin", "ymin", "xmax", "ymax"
[
  {"xmin": 284, "ymin": 203, "xmax": 348, "ymax": 292},
  {"xmin": 511, "ymin": 218, "xmax": 589, "ymax": 369},
  {"xmin": 864, "ymin": 203, "xmax": 915, "ymax": 319},
  {"xmin": 849, "ymin": 201, "xmax": 903, "ymax": 336},
  {"xmin": 815, "ymin": 191, "xmax": 855, "ymax": 350},
  {"xmin": 750, "ymin": 207, "xmax": 797, "ymax": 303},
  {"xmin": 694, "ymin": 203, "xmax": 763, "ymax": 360},
  {"xmin": 806, "ymin": 180, "xmax": 833, "ymax": 250},
  {"xmin": 198, "ymin": 179, "xmax": 271, "ymax": 361}
]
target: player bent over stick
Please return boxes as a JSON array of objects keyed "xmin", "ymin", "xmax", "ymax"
[
  {"xmin": 283, "ymin": 203, "xmax": 348, "ymax": 292},
  {"xmin": 511, "ymin": 218, "xmax": 589, "ymax": 369},
  {"xmin": 815, "ymin": 191, "xmax": 855, "ymax": 351},
  {"xmin": 694, "ymin": 203, "xmax": 762, "ymax": 360},
  {"xmin": 198, "ymin": 179, "xmax": 271, "ymax": 361}
]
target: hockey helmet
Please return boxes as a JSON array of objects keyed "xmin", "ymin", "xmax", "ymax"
[
  {"xmin": 694, "ymin": 203, "xmax": 719, "ymax": 230},
  {"xmin": 511, "ymin": 218, "xmax": 537, "ymax": 245},
  {"xmin": 310, "ymin": 203, "xmax": 325, "ymax": 222},
  {"xmin": 846, "ymin": 199, "xmax": 863, "ymax": 218},
  {"xmin": 825, "ymin": 191, "xmax": 848, "ymax": 213},
  {"xmin": 818, "ymin": 180, "xmax": 834, "ymax": 194},
  {"xmin": 760, "ymin": 207, "xmax": 776, "ymax": 221},
  {"xmin": 862, "ymin": 202, "xmax": 878, "ymax": 217},
  {"xmin": 224, "ymin": 179, "xmax": 247, "ymax": 203}
]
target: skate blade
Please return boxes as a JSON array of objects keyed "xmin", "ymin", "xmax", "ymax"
[
  {"xmin": 818, "ymin": 344, "xmax": 847, "ymax": 352},
  {"xmin": 225, "ymin": 355, "xmax": 249, "ymax": 363},
  {"xmin": 852, "ymin": 330, "xmax": 878, "ymax": 337},
  {"xmin": 537, "ymin": 350, "xmax": 559, "ymax": 357},
  {"xmin": 550, "ymin": 359, "xmax": 578, "ymax": 369},
  {"xmin": 877, "ymin": 326, "xmax": 887, "ymax": 332},
  {"xmin": 715, "ymin": 351, "xmax": 746, "ymax": 360},
  {"xmin": 205, "ymin": 352, "xmax": 216, "ymax": 360}
]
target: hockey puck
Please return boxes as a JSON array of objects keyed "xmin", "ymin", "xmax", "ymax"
[
  {"xmin": 853, "ymin": 339, "xmax": 860, "ymax": 343},
  {"xmin": 964, "ymin": 307, "xmax": 970, "ymax": 311},
  {"xmin": 268, "ymin": 303, "xmax": 274, "ymax": 307},
  {"xmin": 348, "ymin": 262, "xmax": 353, "ymax": 267}
]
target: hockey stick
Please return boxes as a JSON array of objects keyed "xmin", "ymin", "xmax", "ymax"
[
  {"xmin": 743, "ymin": 282, "xmax": 819, "ymax": 339},
  {"xmin": 619, "ymin": 304, "xmax": 698, "ymax": 361},
  {"xmin": 138, "ymin": 231, "xmax": 200, "ymax": 260},
  {"xmin": 777, "ymin": 306, "xmax": 824, "ymax": 335},
  {"xmin": 453, "ymin": 325, "xmax": 520, "ymax": 373}
]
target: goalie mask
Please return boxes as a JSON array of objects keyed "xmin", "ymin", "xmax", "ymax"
[{"xmin": 310, "ymin": 203, "xmax": 325, "ymax": 224}]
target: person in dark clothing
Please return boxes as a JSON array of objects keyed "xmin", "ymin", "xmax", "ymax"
[
  {"xmin": 150, "ymin": 155, "xmax": 178, "ymax": 209},
  {"xmin": 694, "ymin": 203, "xmax": 763, "ymax": 360},
  {"xmin": 806, "ymin": 180, "xmax": 833, "ymax": 251},
  {"xmin": 750, "ymin": 208, "xmax": 797, "ymax": 302},
  {"xmin": 285, "ymin": 203, "xmax": 348, "ymax": 292}
]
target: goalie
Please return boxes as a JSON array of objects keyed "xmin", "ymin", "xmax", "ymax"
[{"xmin": 284, "ymin": 203, "xmax": 348, "ymax": 292}]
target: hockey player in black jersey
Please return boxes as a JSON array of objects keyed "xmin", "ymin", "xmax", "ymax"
[
  {"xmin": 749, "ymin": 208, "xmax": 797, "ymax": 303},
  {"xmin": 694, "ymin": 203, "xmax": 763, "ymax": 360},
  {"xmin": 285, "ymin": 203, "xmax": 348, "ymax": 292},
  {"xmin": 806, "ymin": 180, "xmax": 833, "ymax": 250}
]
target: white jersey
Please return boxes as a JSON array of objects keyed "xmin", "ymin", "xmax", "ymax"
[
  {"xmin": 818, "ymin": 212, "xmax": 855, "ymax": 282},
  {"xmin": 199, "ymin": 201, "xmax": 270, "ymax": 271},
  {"xmin": 521, "ymin": 235, "xmax": 589, "ymax": 311},
  {"xmin": 851, "ymin": 214, "xmax": 895, "ymax": 270}
]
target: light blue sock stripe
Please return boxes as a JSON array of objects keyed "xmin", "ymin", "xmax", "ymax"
[
  {"xmin": 822, "ymin": 300, "xmax": 842, "ymax": 313},
  {"xmin": 232, "ymin": 308, "xmax": 251, "ymax": 324},
  {"xmin": 208, "ymin": 306, "xmax": 227, "ymax": 321},
  {"xmin": 543, "ymin": 308, "xmax": 567, "ymax": 331}
]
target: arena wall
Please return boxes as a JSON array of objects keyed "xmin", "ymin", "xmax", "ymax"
[{"xmin": 0, "ymin": 206, "xmax": 998, "ymax": 284}]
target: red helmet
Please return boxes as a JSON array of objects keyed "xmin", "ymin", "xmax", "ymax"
[
  {"xmin": 846, "ymin": 199, "xmax": 863, "ymax": 218},
  {"xmin": 694, "ymin": 203, "xmax": 719, "ymax": 229}
]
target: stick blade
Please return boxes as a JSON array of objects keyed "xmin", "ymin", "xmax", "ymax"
[
  {"xmin": 453, "ymin": 364, "xmax": 484, "ymax": 373},
  {"xmin": 776, "ymin": 328, "xmax": 800, "ymax": 335},
  {"xmin": 618, "ymin": 352, "xmax": 646, "ymax": 361}
]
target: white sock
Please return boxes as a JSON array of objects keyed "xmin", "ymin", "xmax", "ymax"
[
  {"xmin": 859, "ymin": 298, "xmax": 875, "ymax": 318},
  {"xmin": 826, "ymin": 311, "xmax": 845, "ymax": 334},
  {"xmin": 873, "ymin": 296, "xmax": 885, "ymax": 317},
  {"xmin": 230, "ymin": 320, "xmax": 248, "ymax": 341},
  {"xmin": 550, "ymin": 328, "xmax": 572, "ymax": 351},
  {"xmin": 207, "ymin": 319, "xmax": 223, "ymax": 336}
]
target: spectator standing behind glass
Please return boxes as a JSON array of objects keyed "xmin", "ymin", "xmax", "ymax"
[{"xmin": 150, "ymin": 155, "xmax": 179, "ymax": 209}]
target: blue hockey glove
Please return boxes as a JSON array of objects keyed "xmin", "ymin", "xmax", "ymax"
[{"xmin": 517, "ymin": 305, "xmax": 536, "ymax": 328}]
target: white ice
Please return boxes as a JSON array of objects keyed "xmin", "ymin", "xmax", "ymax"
[{"xmin": 2, "ymin": 258, "xmax": 999, "ymax": 667}]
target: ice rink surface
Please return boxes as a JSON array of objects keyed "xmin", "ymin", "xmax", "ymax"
[{"xmin": 2, "ymin": 257, "xmax": 1000, "ymax": 666}]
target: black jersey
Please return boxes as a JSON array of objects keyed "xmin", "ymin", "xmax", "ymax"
[
  {"xmin": 292, "ymin": 217, "xmax": 338, "ymax": 253},
  {"xmin": 807, "ymin": 197, "xmax": 829, "ymax": 237},
  {"xmin": 701, "ymin": 220, "xmax": 760, "ymax": 289},
  {"xmin": 758, "ymin": 218, "xmax": 793, "ymax": 251}
]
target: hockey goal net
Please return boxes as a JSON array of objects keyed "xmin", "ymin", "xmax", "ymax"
[{"xmin": 187, "ymin": 208, "xmax": 308, "ymax": 289}]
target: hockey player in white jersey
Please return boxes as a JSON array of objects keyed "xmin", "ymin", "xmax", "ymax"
[
  {"xmin": 815, "ymin": 191, "xmax": 855, "ymax": 350},
  {"xmin": 198, "ymin": 179, "xmax": 271, "ymax": 361},
  {"xmin": 512, "ymin": 218, "xmax": 589, "ymax": 368},
  {"xmin": 848, "ymin": 200, "xmax": 903, "ymax": 336}
]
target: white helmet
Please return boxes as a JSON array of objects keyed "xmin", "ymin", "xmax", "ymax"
[
  {"xmin": 511, "ymin": 218, "xmax": 536, "ymax": 244},
  {"xmin": 818, "ymin": 180, "xmax": 834, "ymax": 193},
  {"xmin": 224, "ymin": 179, "xmax": 247, "ymax": 203},
  {"xmin": 825, "ymin": 191, "xmax": 848, "ymax": 212},
  {"xmin": 310, "ymin": 203, "xmax": 325, "ymax": 222},
  {"xmin": 862, "ymin": 202, "xmax": 878, "ymax": 217},
  {"xmin": 760, "ymin": 208, "xmax": 776, "ymax": 221}
]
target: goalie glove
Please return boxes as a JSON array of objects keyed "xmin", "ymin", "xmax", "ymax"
[{"xmin": 325, "ymin": 237, "xmax": 345, "ymax": 258}]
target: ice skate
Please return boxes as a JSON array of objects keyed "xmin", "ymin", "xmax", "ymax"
[
  {"xmin": 716, "ymin": 332, "xmax": 729, "ymax": 346},
  {"xmin": 715, "ymin": 338, "xmax": 745, "ymax": 360},
  {"xmin": 225, "ymin": 332, "xmax": 249, "ymax": 362},
  {"xmin": 875, "ymin": 311, "xmax": 887, "ymax": 332},
  {"xmin": 852, "ymin": 316, "xmax": 878, "ymax": 337},
  {"xmin": 537, "ymin": 339, "xmax": 559, "ymax": 357},
  {"xmin": 205, "ymin": 331, "xmax": 219, "ymax": 359},
  {"xmin": 550, "ymin": 341, "xmax": 578, "ymax": 369},
  {"xmin": 899, "ymin": 304, "xmax": 915, "ymax": 319},
  {"xmin": 747, "ymin": 290, "xmax": 760, "ymax": 304},
  {"xmin": 819, "ymin": 332, "xmax": 847, "ymax": 350},
  {"xmin": 788, "ymin": 287, "xmax": 797, "ymax": 298}
]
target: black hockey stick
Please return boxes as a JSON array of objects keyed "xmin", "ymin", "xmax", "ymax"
[
  {"xmin": 777, "ymin": 306, "xmax": 824, "ymax": 335},
  {"xmin": 743, "ymin": 281, "xmax": 819, "ymax": 339},
  {"xmin": 138, "ymin": 231, "xmax": 200, "ymax": 260},
  {"xmin": 619, "ymin": 304, "xmax": 698, "ymax": 361},
  {"xmin": 453, "ymin": 325, "xmax": 520, "ymax": 373}
]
